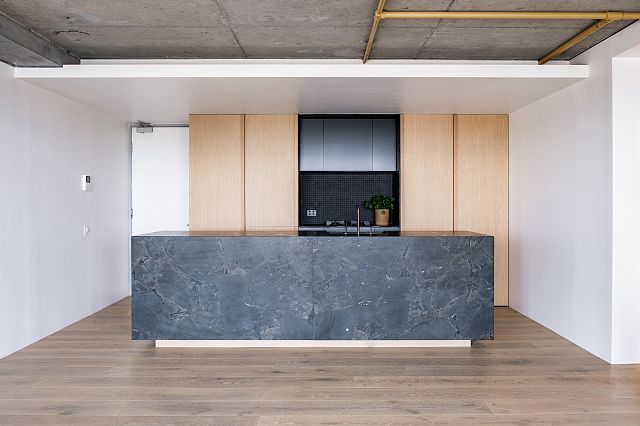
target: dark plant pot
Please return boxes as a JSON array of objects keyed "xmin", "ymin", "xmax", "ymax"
[{"xmin": 374, "ymin": 209, "xmax": 390, "ymax": 226}]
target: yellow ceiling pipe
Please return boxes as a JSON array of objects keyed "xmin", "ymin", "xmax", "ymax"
[
  {"xmin": 378, "ymin": 11, "xmax": 640, "ymax": 21},
  {"xmin": 362, "ymin": 0, "xmax": 386, "ymax": 64},
  {"xmin": 362, "ymin": 10, "xmax": 640, "ymax": 64},
  {"xmin": 539, "ymin": 18, "xmax": 614, "ymax": 65}
]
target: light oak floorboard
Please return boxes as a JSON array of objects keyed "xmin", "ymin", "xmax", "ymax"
[{"xmin": 0, "ymin": 297, "xmax": 639, "ymax": 425}]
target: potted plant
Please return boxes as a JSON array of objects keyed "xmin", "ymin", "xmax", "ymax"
[{"xmin": 363, "ymin": 195, "xmax": 394, "ymax": 227}]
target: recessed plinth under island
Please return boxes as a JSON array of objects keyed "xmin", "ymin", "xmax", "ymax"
[{"xmin": 131, "ymin": 231, "xmax": 494, "ymax": 347}]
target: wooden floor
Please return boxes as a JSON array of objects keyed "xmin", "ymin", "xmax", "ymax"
[{"xmin": 1, "ymin": 299, "xmax": 639, "ymax": 425}]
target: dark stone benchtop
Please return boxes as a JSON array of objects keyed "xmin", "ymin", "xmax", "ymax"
[
  {"xmin": 136, "ymin": 230, "xmax": 490, "ymax": 238},
  {"xmin": 132, "ymin": 230, "xmax": 494, "ymax": 341}
]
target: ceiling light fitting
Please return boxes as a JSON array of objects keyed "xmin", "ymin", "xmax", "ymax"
[{"xmin": 362, "ymin": 7, "xmax": 640, "ymax": 64}]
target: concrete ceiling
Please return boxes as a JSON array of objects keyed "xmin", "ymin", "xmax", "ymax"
[{"xmin": 1, "ymin": 0, "xmax": 639, "ymax": 66}]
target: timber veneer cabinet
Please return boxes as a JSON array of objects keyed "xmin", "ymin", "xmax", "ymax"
[
  {"xmin": 188, "ymin": 114, "xmax": 298, "ymax": 232},
  {"xmin": 244, "ymin": 115, "xmax": 298, "ymax": 231},
  {"xmin": 189, "ymin": 115, "xmax": 245, "ymax": 232}
]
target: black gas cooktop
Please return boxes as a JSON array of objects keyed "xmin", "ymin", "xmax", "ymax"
[{"xmin": 325, "ymin": 220, "xmax": 371, "ymax": 227}]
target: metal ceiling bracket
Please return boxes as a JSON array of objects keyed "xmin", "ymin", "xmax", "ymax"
[{"xmin": 362, "ymin": 9, "xmax": 640, "ymax": 64}]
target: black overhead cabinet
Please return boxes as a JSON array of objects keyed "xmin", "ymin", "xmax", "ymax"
[{"xmin": 299, "ymin": 116, "xmax": 398, "ymax": 172}]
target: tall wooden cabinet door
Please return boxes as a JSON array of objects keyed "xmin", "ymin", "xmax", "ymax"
[
  {"xmin": 189, "ymin": 115, "xmax": 245, "ymax": 231},
  {"xmin": 454, "ymin": 115, "xmax": 509, "ymax": 306},
  {"xmin": 245, "ymin": 115, "xmax": 298, "ymax": 231},
  {"xmin": 400, "ymin": 115, "xmax": 454, "ymax": 231}
]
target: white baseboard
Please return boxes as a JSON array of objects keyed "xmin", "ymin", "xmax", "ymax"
[{"xmin": 155, "ymin": 340, "xmax": 472, "ymax": 348}]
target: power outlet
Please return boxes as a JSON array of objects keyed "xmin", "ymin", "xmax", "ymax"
[{"xmin": 306, "ymin": 209, "xmax": 317, "ymax": 217}]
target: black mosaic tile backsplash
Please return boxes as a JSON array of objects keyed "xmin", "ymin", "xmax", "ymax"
[{"xmin": 299, "ymin": 172, "xmax": 399, "ymax": 225}]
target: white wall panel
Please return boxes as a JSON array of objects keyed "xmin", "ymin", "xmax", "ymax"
[
  {"xmin": 0, "ymin": 62, "xmax": 129, "ymax": 359},
  {"xmin": 611, "ymin": 56, "xmax": 640, "ymax": 364},
  {"xmin": 509, "ymin": 21, "xmax": 640, "ymax": 364}
]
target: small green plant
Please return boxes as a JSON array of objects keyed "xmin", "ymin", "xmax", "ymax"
[{"xmin": 363, "ymin": 195, "xmax": 394, "ymax": 210}]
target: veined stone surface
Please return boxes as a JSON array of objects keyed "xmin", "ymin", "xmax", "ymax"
[{"xmin": 132, "ymin": 234, "xmax": 493, "ymax": 341}]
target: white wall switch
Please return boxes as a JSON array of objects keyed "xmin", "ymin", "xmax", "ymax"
[
  {"xmin": 306, "ymin": 210, "xmax": 317, "ymax": 217},
  {"xmin": 82, "ymin": 175, "xmax": 92, "ymax": 191}
]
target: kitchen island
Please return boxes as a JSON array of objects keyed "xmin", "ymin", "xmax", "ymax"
[{"xmin": 132, "ymin": 231, "xmax": 494, "ymax": 345}]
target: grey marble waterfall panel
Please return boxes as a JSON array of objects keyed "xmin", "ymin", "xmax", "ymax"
[{"xmin": 131, "ymin": 234, "xmax": 494, "ymax": 341}]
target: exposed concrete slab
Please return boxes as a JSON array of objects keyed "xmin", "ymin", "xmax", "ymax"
[
  {"xmin": 219, "ymin": 0, "xmax": 375, "ymax": 27},
  {"xmin": 0, "ymin": 0, "xmax": 638, "ymax": 63},
  {"xmin": 219, "ymin": 0, "xmax": 375, "ymax": 59},
  {"xmin": 0, "ymin": 0, "xmax": 228, "ymax": 28},
  {"xmin": 37, "ymin": 27, "xmax": 244, "ymax": 59},
  {"xmin": 418, "ymin": 26, "xmax": 592, "ymax": 60},
  {"xmin": 0, "ymin": 11, "xmax": 78, "ymax": 66},
  {"xmin": 372, "ymin": 27, "xmax": 439, "ymax": 58},
  {"xmin": 234, "ymin": 26, "xmax": 368, "ymax": 59}
]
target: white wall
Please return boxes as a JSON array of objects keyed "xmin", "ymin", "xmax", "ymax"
[
  {"xmin": 509, "ymin": 21, "xmax": 640, "ymax": 363},
  {"xmin": 611, "ymin": 56, "xmax": 640, "ymax": 364},
  {"xmin": 132, "ymin": 127, "xmax": 189, "ymax": 236},
  {"xmin": 0, "ymin": 61, "xmax": 130, "ymax": 359}
]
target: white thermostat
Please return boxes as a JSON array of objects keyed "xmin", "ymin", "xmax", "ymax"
[{"xmin": 82, "ymin": 175, "xmax": 92, "ymax": 191}]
